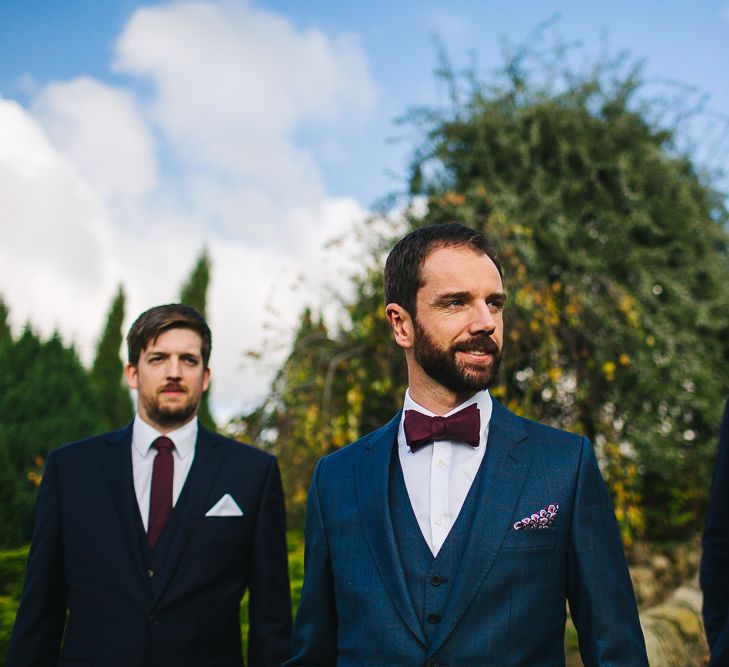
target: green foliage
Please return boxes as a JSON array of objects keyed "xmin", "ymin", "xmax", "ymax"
[
  {"xmin": 0, "ymin": 299, "xmax": 10, "ymax": 344},
  {"xmin": 179, "ymin": 249, "xmax": 217, "ymax": 431},
  {"xmin": 238, "ymin": 47, "xmax": 729, "ymax": 543},
  {"xmin": 0, "ymin": 327, "xmax": 106, "ymax": 546},
  {"xmin": 402, "ymin": 52, "xmax": 729, "ymax": 542},
  {"xmin": 90, "ymin": 286, "xmax": 133, "ymax": 429},
  {"xmin": 233, "ymin": 294, "xmax": 407, "ymax": 522},
  {"xmin": 0, "ymin": 546, "xmax": 28, "ymax": 662}
]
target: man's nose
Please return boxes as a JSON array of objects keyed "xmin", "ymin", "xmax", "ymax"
[
  {"xmin": 166, "ymin": 358, "xmax": 182, "ymax": 377},
  {"xmin": 468, "ymin": 302, "xmax": 497, "ymax": 335}
]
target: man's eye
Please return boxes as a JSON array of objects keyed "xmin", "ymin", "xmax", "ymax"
[
  {"xmin": 448, "ymin": 300, "xmax": 464, "ymax": 307},
  {"xmin": 488, "ymin": 300, "xmax": 505, "ymax": 312}
]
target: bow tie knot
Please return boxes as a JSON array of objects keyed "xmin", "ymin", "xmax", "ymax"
[{"xmin": 404, "ymin": 402, "xmax": 481, "ymax": 453}]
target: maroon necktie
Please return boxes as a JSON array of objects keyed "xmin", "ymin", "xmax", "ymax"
[
  {"xmin": 403, "ymin": 403, "xmax": 481, "ymax": 453},
  {"xmin": 148, "ymin": 436, "xmax": 174, "ymax": 548}
]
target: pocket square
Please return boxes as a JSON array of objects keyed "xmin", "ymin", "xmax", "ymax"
[
  {"xmin": 513, "ymin": 503, "xmax": 558, "ymax": 530},
  {"xmin": 205, "ymin": 493, "xmax": 244, "ymax": 517}
]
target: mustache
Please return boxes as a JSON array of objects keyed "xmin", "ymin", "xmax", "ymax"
[
  {"xmin": 453, "ymin": 337, "xmax": 500, "ymax": 354},
  {"xmin": 159, "ymin": 382, "xmax": 186, "ymax": 393}
]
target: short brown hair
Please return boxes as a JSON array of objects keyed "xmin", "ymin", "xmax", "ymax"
[
  {"xmin": 384, "ymin": 223, "xmax": 501, "ymax": 318},
  {"xmin": 127, "ymin": 304, "xmax": 212, "ymax": 366}
]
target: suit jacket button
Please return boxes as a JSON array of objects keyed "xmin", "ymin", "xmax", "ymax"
[
  {"xmin": 429, "ymin": 575, "xmax": 442, "ymax": 586},
  {"xmin": 427, "ymin": 613, "xmax": 441, "ymax": 624},
  {"xmin": 147, "ymin": 569, "xmax": 154, "ymax": 578},
  {"xmin": 148, "ymin": 614, "xmax": 159, "ymax": 625}
]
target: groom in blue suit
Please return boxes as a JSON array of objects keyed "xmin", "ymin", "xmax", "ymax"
[
  {"xmin": 287, "ymin": 223, "xmax": 647, "ymax": 666},
  {"xmin": 7, "ymin": 304, "xmax": 291, "ymax": 667}
]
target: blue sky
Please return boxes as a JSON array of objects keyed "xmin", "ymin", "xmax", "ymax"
[{"xmin": 1, "ymin": 1, "xmax": 728, "ymax": 419}]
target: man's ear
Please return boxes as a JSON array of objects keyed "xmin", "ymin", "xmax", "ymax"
[
  {"xmin": 385, "ymin": 303, "xmax": 414, "ymax": 349},
  {"xmin": 124, "ymin": 363, "xmax": 139, "ymax": 390},
  {"xmin": 202, "ymin": 366, "xmax": 211, "ymax": 392}
]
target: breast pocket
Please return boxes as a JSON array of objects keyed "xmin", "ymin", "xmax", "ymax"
[
  {"xmin": 501, "ymin": 527, "xmax": 558, "ymax": 550},
  {"xmin": 196, "ymin": 515, "xmax": 250, "ymax": 549}
]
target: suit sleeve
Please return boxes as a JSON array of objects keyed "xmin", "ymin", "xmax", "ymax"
[
  {"xmin": 246, "ymin": 455, "xmax": 293, "ymax": 667},
  {"xmin": 6, "ymin": 450, "xmax": 67, "ymax": 667},
  {"xmin": 284, "ymin": 458, "xmax": 338, "ymax": 667},
  {"xmin": 701, "ymin": 397, "xmax": 729, "ymax": 657},
  {"xmin": 566, "ymin": 437, "xmax": 649, "ymax": 667}
]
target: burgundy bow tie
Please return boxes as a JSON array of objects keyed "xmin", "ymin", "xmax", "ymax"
[{"xmin": 403, "ymin": 403, "xmax": 481, "ymax": 452}]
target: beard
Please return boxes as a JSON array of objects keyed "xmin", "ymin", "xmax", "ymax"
[
  {"xmin": 142, "ymin": 384, "xmax": 200, "ymax": 429},
  {"xmin": 412, "ymin": 319, "xmax": 502, "ymax": 393}
]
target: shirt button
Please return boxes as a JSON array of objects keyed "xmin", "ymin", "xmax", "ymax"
[
  {"xmin": 427, "ymin": 613, "xmax": 441, "ymax": 624},
  {"xmin": 430, "ymin": 575, "xmax": 442, "ymax": 586},
  {"xmin": 434, "ymin": 517, "xmax": 443, "ymax": 526},
  {"xmin": 436, "ymin": 459, "xmax": 446, "ymax": 468}
]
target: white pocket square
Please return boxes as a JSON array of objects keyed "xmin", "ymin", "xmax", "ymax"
[{"xmin": 205, "ymin": 493, "xmax": 244, "ymax": 517}]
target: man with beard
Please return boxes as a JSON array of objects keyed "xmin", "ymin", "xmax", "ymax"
[
  {"xmin": 286, "ymin": 223, "xmax": 647, "ymax": 666},
  {"xmin": 8, "ymin": 304, "xmax": 291, "ymax": 667}
]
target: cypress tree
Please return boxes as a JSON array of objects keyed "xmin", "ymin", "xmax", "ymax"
[
  {"xmin": 91, "ymin": 286, "xmax": 134, "ymax": 429},
  {"xmin": 180, "ymin": 249, "xmax": 217, "ymax": 431}
]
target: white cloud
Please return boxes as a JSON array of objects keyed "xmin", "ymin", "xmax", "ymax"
[
  {"xmin": 31, "ymin": 77, "xmax": 159, "ymax": 203},
  {"xmin": 0, "ymin": 1, "xmax": 377, "ymax": 423},
  {"xmin": 0, "ymin": 98, "xmax": 117, "ymax": 353},
  {"xmin": 112, "ymin": 0, "xmax": 377, "ymax": 244}
]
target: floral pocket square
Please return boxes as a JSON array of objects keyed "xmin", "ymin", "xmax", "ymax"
[{"xmin": 513, "ymin": 503, "xmax": 558, "ymax": 530}]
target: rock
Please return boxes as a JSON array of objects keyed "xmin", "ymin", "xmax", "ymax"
[{"xmin": 630, "ymin": 564, "xmax": 660, "ymax": 607}]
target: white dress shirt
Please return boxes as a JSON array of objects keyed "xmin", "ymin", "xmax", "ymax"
[
  {"xmin": 131, "ymin": 414, "xmax": 198, "ymax": 530},
  {"xmin": 398, "ymin": 389, "xmax": 493, "ymax": 556}
]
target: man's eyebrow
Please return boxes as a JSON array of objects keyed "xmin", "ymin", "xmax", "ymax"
[
  {"xmin": 433, "ymin": 290, "xmax": 507, "ymax": 302},
  {"xmin": 433, "ymin": 290, "xmax": 472, "ymax": 302}
]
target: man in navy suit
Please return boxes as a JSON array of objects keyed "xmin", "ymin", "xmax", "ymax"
[
  {"xmin": 287, "ymin": 224, "xmax": 647, "ymax": 666},
  {"xmin": 702, "ymin": 397, "xmax": 729, "ymax": 666},
  {"xmin": 7, "ymin": 304, "xmax": 291, "ymax": 667}
]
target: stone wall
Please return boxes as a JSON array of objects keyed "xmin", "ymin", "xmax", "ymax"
[
  {"xmin": 641, "ymin": 575, "xmax": 708, "ymax": 666},
  {"xmin": 566, "ymin": 540, "xmax": 711, "ymax": 666}
]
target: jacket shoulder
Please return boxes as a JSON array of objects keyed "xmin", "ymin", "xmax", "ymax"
[
  {"xmin": 320, "ymin": 411, "xmax": 401, "ymax": 467},
  {"xmin": 493, "ymin": 400, "xmax": 587, "ymax": 451},
  {"xmin": 51, "ymin": 424, "xmax": 132, "ymax": 458},
  {"xmin": 202, "ymin": 428, "xmax": 278, "ymax": 466}
]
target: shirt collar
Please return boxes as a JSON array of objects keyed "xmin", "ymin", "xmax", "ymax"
[
  {"xmin": 132, "ymin": 414, "xmax": 198, "ymax": 459},
  {"xmin": 401, "ymin": 388, "xmax": 493, "ymax": 448}
]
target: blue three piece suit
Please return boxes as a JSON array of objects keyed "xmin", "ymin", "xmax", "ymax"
[{"xmin": 287, "ymin": 399, "xmax": 648, "ymax": 666}]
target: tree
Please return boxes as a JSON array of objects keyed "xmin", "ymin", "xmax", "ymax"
[
  {"xmin": 0, "ymin": 326, "xmax": 106, "ymax": 545},
  {"xmin": 401, "ymin": 51, "xmax": 729, "ymax": 542},
  {"xmin": 0, "ymin": 298, "xmax": 10, "ymax": 344},
  {"xmin": 179, "ymin": 249, "xmax": 217, "ymax": 431},
  {"xmin": 91, "ymin": 286, "xmax": 134, "ymax": 430},
  {"xmin": 236, "ymin": 47, "xmax": 729, "ymax": 541}
]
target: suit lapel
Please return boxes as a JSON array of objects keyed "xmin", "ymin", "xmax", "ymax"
[
  {"xmin": 101, "ymin": 424, "xmax": 149, "ymax": 586},
  {"xmin": 354, "ymin": 412, "xmax": 428, "ymax": 647},
  {"xmin": 428, "ymin": 400, "xmax": 533, "ymax": 656},
  {"xmin": 151, "ymin": 425, "xmax": 226, "ymax": 602}
]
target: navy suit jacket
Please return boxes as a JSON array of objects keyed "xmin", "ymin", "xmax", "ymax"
[
  {"xmin": 702, "ymin": 397, "xmax": 729, "ymax": 666},
  {"xmin": 287, "ymin": 400, "xmax": 647, "ymax": 666},
  {"xmin": 7, "ymin": 424, "xmax": 291, "ymax": 667}
]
